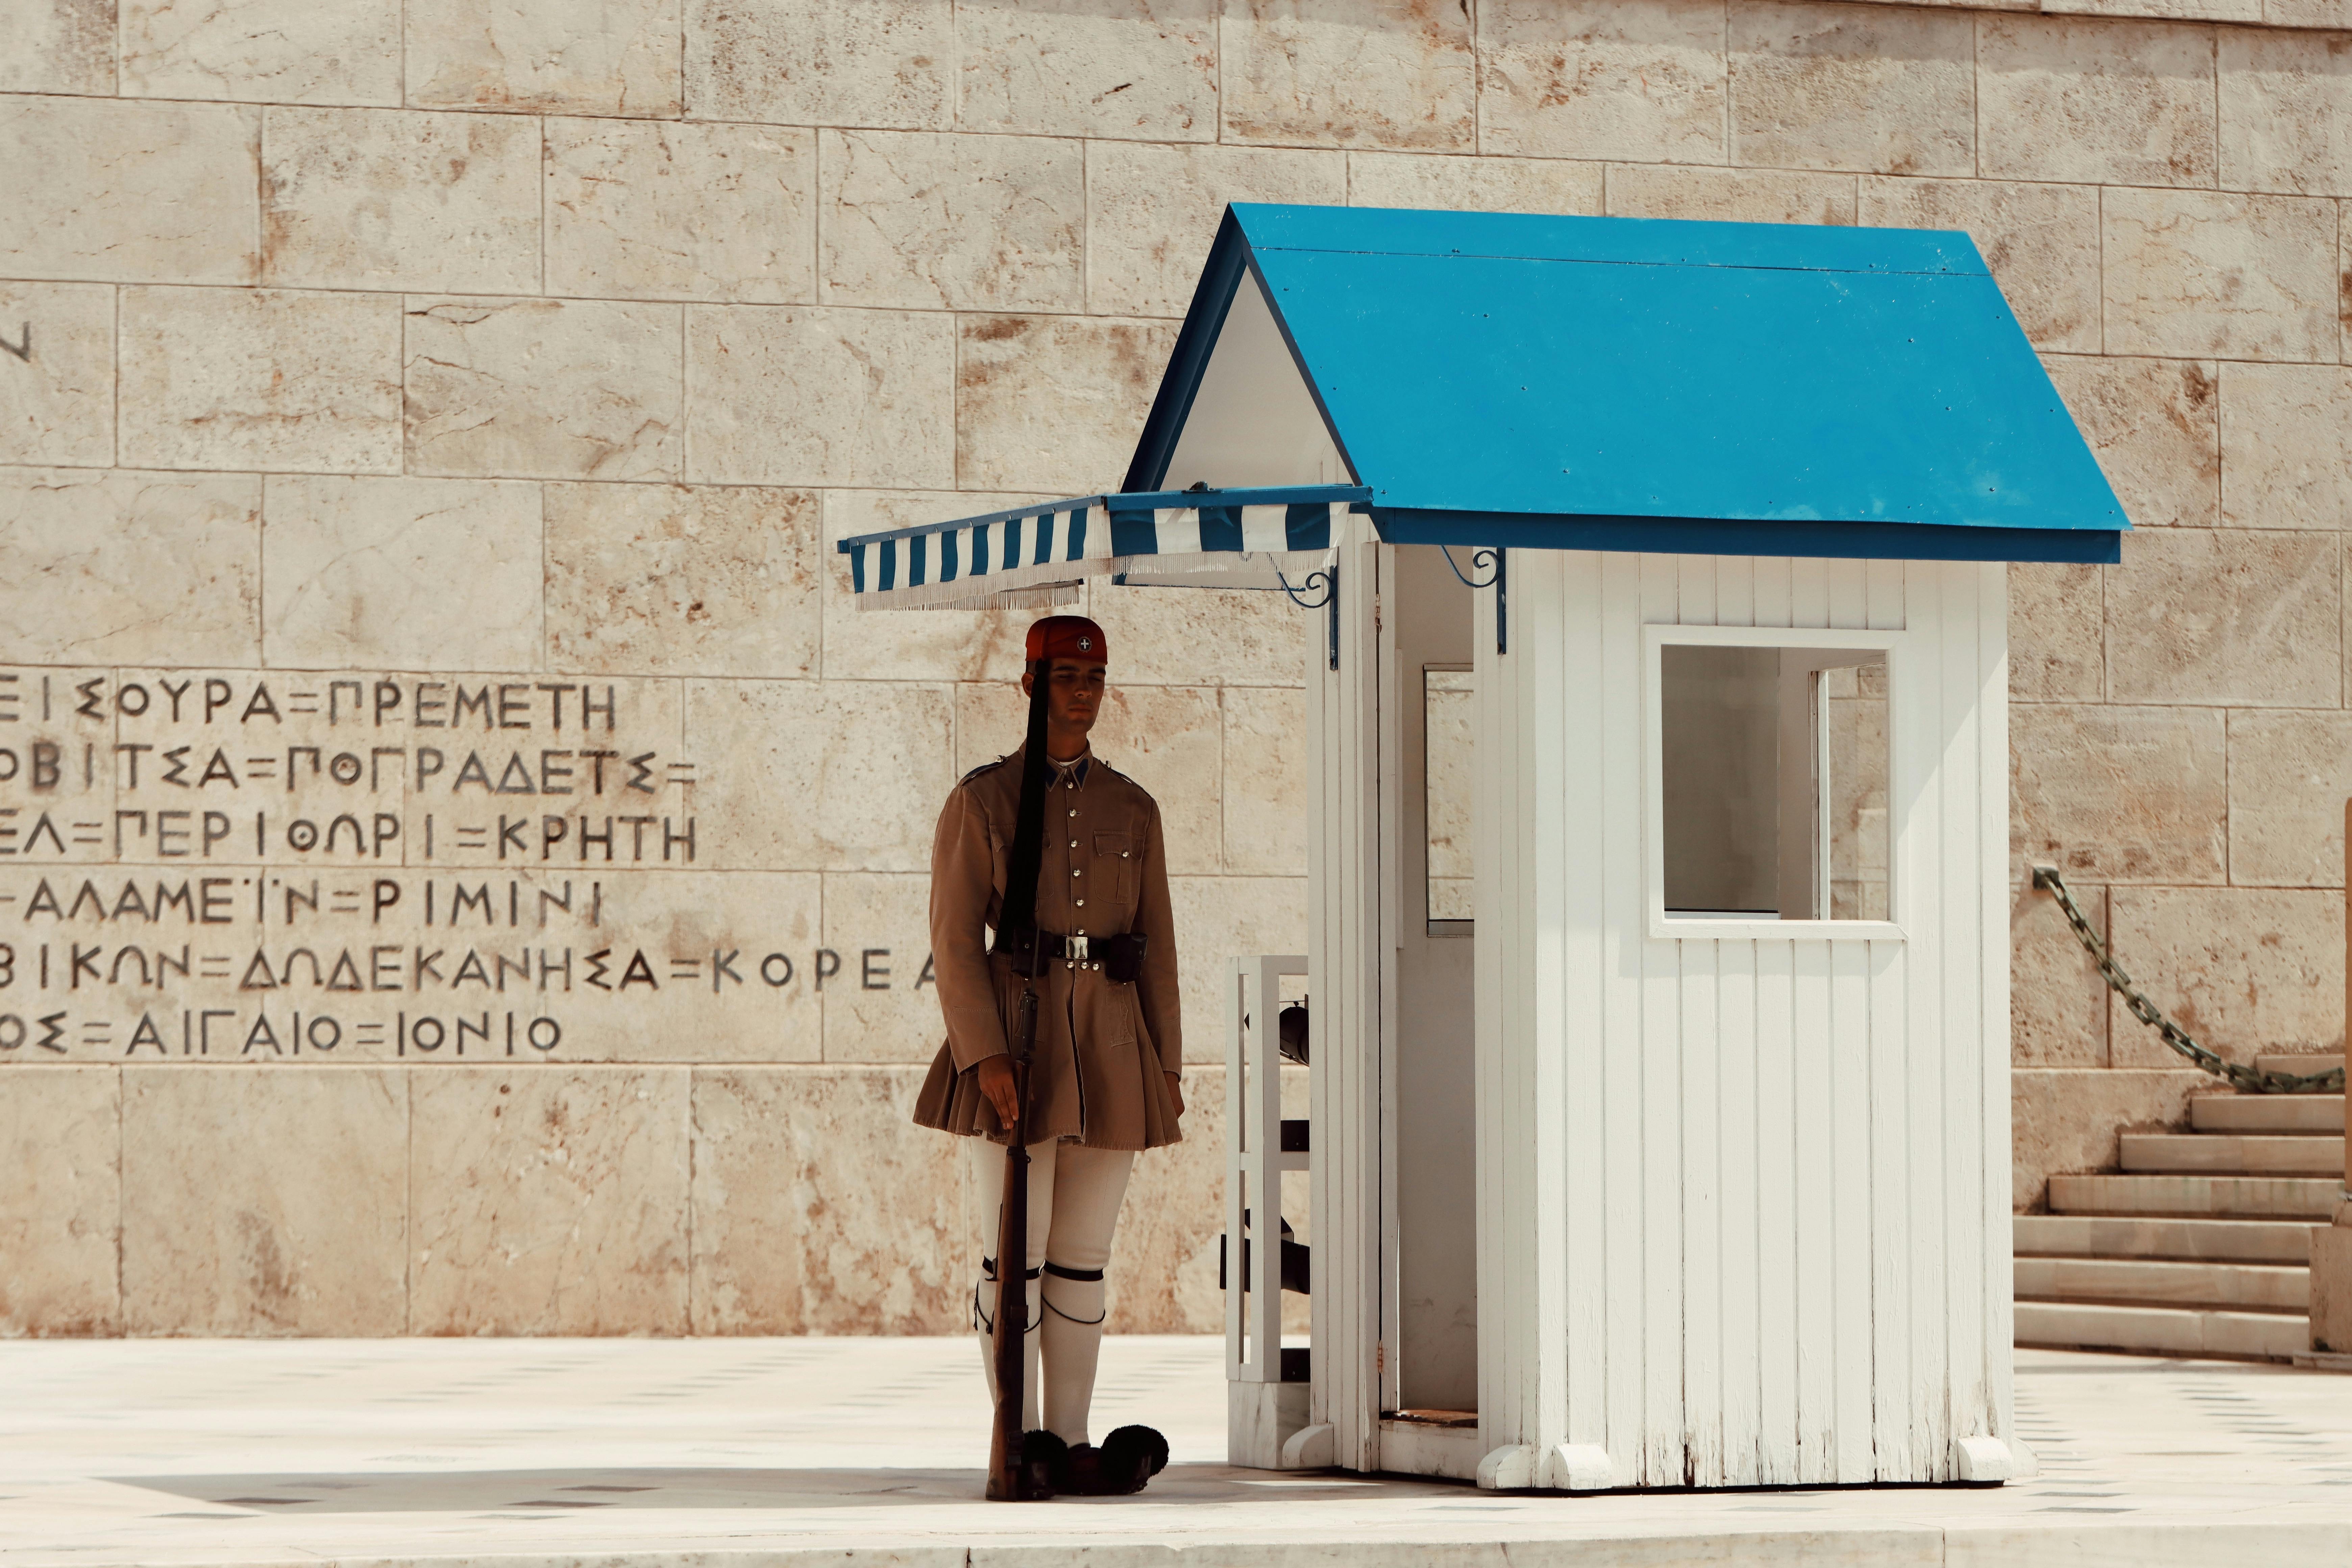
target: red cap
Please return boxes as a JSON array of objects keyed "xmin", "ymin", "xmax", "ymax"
[{"xmin": 1026, "ymin": 615, "xmax": 1108, "ymax": 666}]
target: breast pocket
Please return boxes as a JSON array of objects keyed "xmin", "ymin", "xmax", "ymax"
[{"xmin": 1092, "ymin": 830, "xmax": 1134, "ymax": 905}]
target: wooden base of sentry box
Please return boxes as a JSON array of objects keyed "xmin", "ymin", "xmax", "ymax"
[
  {"xmin": 1226, "ymin": 1377, "xmax": 1328, "ymax": 1469},
  {"xmin": 1375, "ymin": 1412, "xmax": 1482, "ymax": 1480}
]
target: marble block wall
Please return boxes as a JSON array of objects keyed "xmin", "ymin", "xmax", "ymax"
[{"xmin": 7, "ymin": 0, "xmax": 2352, "ymax": 1333}]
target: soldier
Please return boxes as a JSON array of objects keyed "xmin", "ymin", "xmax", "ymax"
[{"xmin": 913, "ymin": 614, "xmax": 1181, "ymax": 1496}]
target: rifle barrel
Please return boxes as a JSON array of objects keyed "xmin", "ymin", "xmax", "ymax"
[{"xmin": 985, "ymin": 981, "xmax": 1041, "ymax": 1500}]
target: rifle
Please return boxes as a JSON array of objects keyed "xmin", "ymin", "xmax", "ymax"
[
  {"xmin": 985, "ymin": 934, "xmax": 1045, "ymax": 1501},
  {"xmin": 984, "ymin": 661, "xmax": 1055, "ymax": 1502}
]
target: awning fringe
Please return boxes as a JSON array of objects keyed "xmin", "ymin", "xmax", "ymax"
[{"xmin": 836, "ymin": 485, "xmax": 1366, "ymax": 613}]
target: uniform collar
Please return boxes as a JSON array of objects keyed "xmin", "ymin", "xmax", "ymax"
[{"xmin": 1008, "ymin": 741, "xmax": 1093, "ymax": 788}]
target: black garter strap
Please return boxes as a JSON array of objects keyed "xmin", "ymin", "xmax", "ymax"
[
  {"xmin": 975, "ymin": 1257, "xmax": 1047, "ymax": 1334},
  {"xmin": 977, "ymin": 1258, "xmax": 1108, "ymax": 1327},
  {"xmin": 973, "ymin": 1286, "xmax": 1044, "ymax": 1334},
  {"xmin": 1041, "ymin": 1259, "xmax": 1108, "ymax": 1326}
]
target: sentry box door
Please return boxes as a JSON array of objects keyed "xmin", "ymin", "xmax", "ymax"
[{"xmin": 1302, "ymin": 537, "xmax": 1486, "ymax": 1481}]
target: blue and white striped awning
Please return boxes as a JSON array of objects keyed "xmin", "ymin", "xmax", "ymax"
[{"xmin": 836, "ymin": 485, "xmax": 1368, "ymax": 611}]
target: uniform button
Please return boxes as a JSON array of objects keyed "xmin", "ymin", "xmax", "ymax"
[
  {"xmin": 1068, "ymin": 809, "xmax": 1077, "ymax": 818},
  {"xmin": 1075, "ymin": 899, "xmax": 1084, "ymax": 907},
  {"xmin": 1121, "ymin": 851, "xmax": 1129, "ymax": 858},
  {"xmin": 1069, "ymin": 840, "xmax": 1078, "ymax": 849},
  {"xmin": 1072, "ymin": 868, "xmax": 1082, "ymax": 877},
  {"xmin": 1076, "ymin": 928, "xmax": 1085, "ymax": 935}
]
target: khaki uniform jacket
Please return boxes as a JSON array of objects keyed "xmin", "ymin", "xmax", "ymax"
[{"xmin": 912, "ymin": 745, "xmax": 1184, "ymax": 1151}]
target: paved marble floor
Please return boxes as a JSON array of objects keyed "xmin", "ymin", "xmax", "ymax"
[{"xmin": 1, "ymin": 1336, "xmax": 2348, "ymax": 1566}]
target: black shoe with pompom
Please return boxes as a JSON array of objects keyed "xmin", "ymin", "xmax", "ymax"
[
  {"xmin": 1017, "ymin": 1429, "xmax": 1067, "ymax": 1499},
  {"xmin": 1053, "ymin": 1424, "xmax": 1169, "ymax": 1495}
]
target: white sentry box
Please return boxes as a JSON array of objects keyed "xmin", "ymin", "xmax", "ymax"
[
  {"xmin": 1134, "ymin": 240, "xmax": 2031, "ymax": 1489},
  {"xmin": 1275, "ymin": 528, "xmax": 2024, "ymax": 1490}
]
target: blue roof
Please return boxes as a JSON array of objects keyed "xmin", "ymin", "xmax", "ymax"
[{"xmin": 1125, "ymin": 204, "xmax": 2126, "ymax": 564}]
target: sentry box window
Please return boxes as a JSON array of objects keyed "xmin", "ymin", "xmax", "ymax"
[{"xmin": 1645, "ymin": 626, "xmax": 1902, "ymax": 941}]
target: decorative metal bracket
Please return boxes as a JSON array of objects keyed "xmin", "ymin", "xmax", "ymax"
[
  {"xmin": 1439, "ymin": 545, "xmax": 1507, "ymax": 654},
  {"xmin": 1276, "ymin": 564, "xmax": 1341, "ymax": 672}
]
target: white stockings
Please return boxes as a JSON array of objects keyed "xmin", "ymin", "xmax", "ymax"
[{"xmin": 965, "ymin": 1137, "xmax": 1136, "ymax": 1447}]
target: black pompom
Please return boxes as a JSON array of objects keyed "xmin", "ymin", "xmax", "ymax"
[{"xmin": 1097, "ymin": 1424, "xmax": 1170, "ymax": 1493}]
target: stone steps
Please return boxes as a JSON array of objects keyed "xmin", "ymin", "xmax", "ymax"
[
  {"xmin": 2118, "ymin": 1132, "xmax": 2346, "ymax": 1176},
  {"xmin": 2190, "ymin": 1094, "xmax": 2343, "ymax": 1134},
  {"xmin": 2014, "ymin": 1214, "xmax": 2312, "ymax": 1264},
  {"xmin": 2047, "ymin": 1173, "xmax": 2341, "ymax": 1219},
  {"xmin": 2015, "ymin": 1301, "xmax": 2311, "ymax": 1362},
  {"xmin": 2021, "ymin": 1074, "xmax": 2343, "ymax": 1364},
  {"xmin": 2254, "ymin": 1052, "xmax": 2346, "ymax": 1078},
  {"xmin": 2015, "ymin": 1256, "xmax": 2308, "ymax": 1312}
]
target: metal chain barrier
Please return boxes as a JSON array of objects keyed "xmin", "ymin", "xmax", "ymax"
[{"xmin": 2031, "ymin": 865, "xmax": 2346, "ymax": 1096}]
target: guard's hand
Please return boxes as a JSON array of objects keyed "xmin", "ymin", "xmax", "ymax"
[
  {"xmin": 975, "ymin": 1054, "xmax": 1021, "ymax": 1128},
  {"xmin": 1166, "ymin": 1071, "xmax": 1185, "ymax": 1118}
]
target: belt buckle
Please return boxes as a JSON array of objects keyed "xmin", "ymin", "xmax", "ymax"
[{"xmin": 1068, "ymin": 935, "xmax": 1091, "ymax": 961}]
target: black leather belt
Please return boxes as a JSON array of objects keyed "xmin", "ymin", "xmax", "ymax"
[{"xmin": 997, "ymin": 927, "xmax": 1148, "ymax": 982}]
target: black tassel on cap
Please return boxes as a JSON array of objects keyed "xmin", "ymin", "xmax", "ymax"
[{"xmin": 993, "ymin": 661, "xmax": 1053, "ymax": 959}]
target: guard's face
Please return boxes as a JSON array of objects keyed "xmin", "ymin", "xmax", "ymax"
[{"xmin": 1025, "ymin": 658, "xmax": 1108, "ymax": 734}]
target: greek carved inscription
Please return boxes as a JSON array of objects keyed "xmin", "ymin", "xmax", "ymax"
[{"xmin": 0, "ymin": 668, "xmax": 931, "ymax": 1064}]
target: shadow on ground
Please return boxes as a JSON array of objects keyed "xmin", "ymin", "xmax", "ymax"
[{"xmin": 109, "ymin": 1463, "xmax": 1407, "ymax": 1515}]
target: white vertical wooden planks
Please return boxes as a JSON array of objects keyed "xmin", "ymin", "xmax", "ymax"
[
  {"xmin": 1453, "ymin": 552, "xmax": 2014, "ymax": 1488},
  {"xmin": 1307, "ymin": 519, "xmax": 1388, "ymax": 1473}
]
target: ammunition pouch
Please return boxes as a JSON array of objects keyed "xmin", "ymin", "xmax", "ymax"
[{"xmin": 1100, "ymin": 932, "xmax": 1147, "ymax": 985}]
